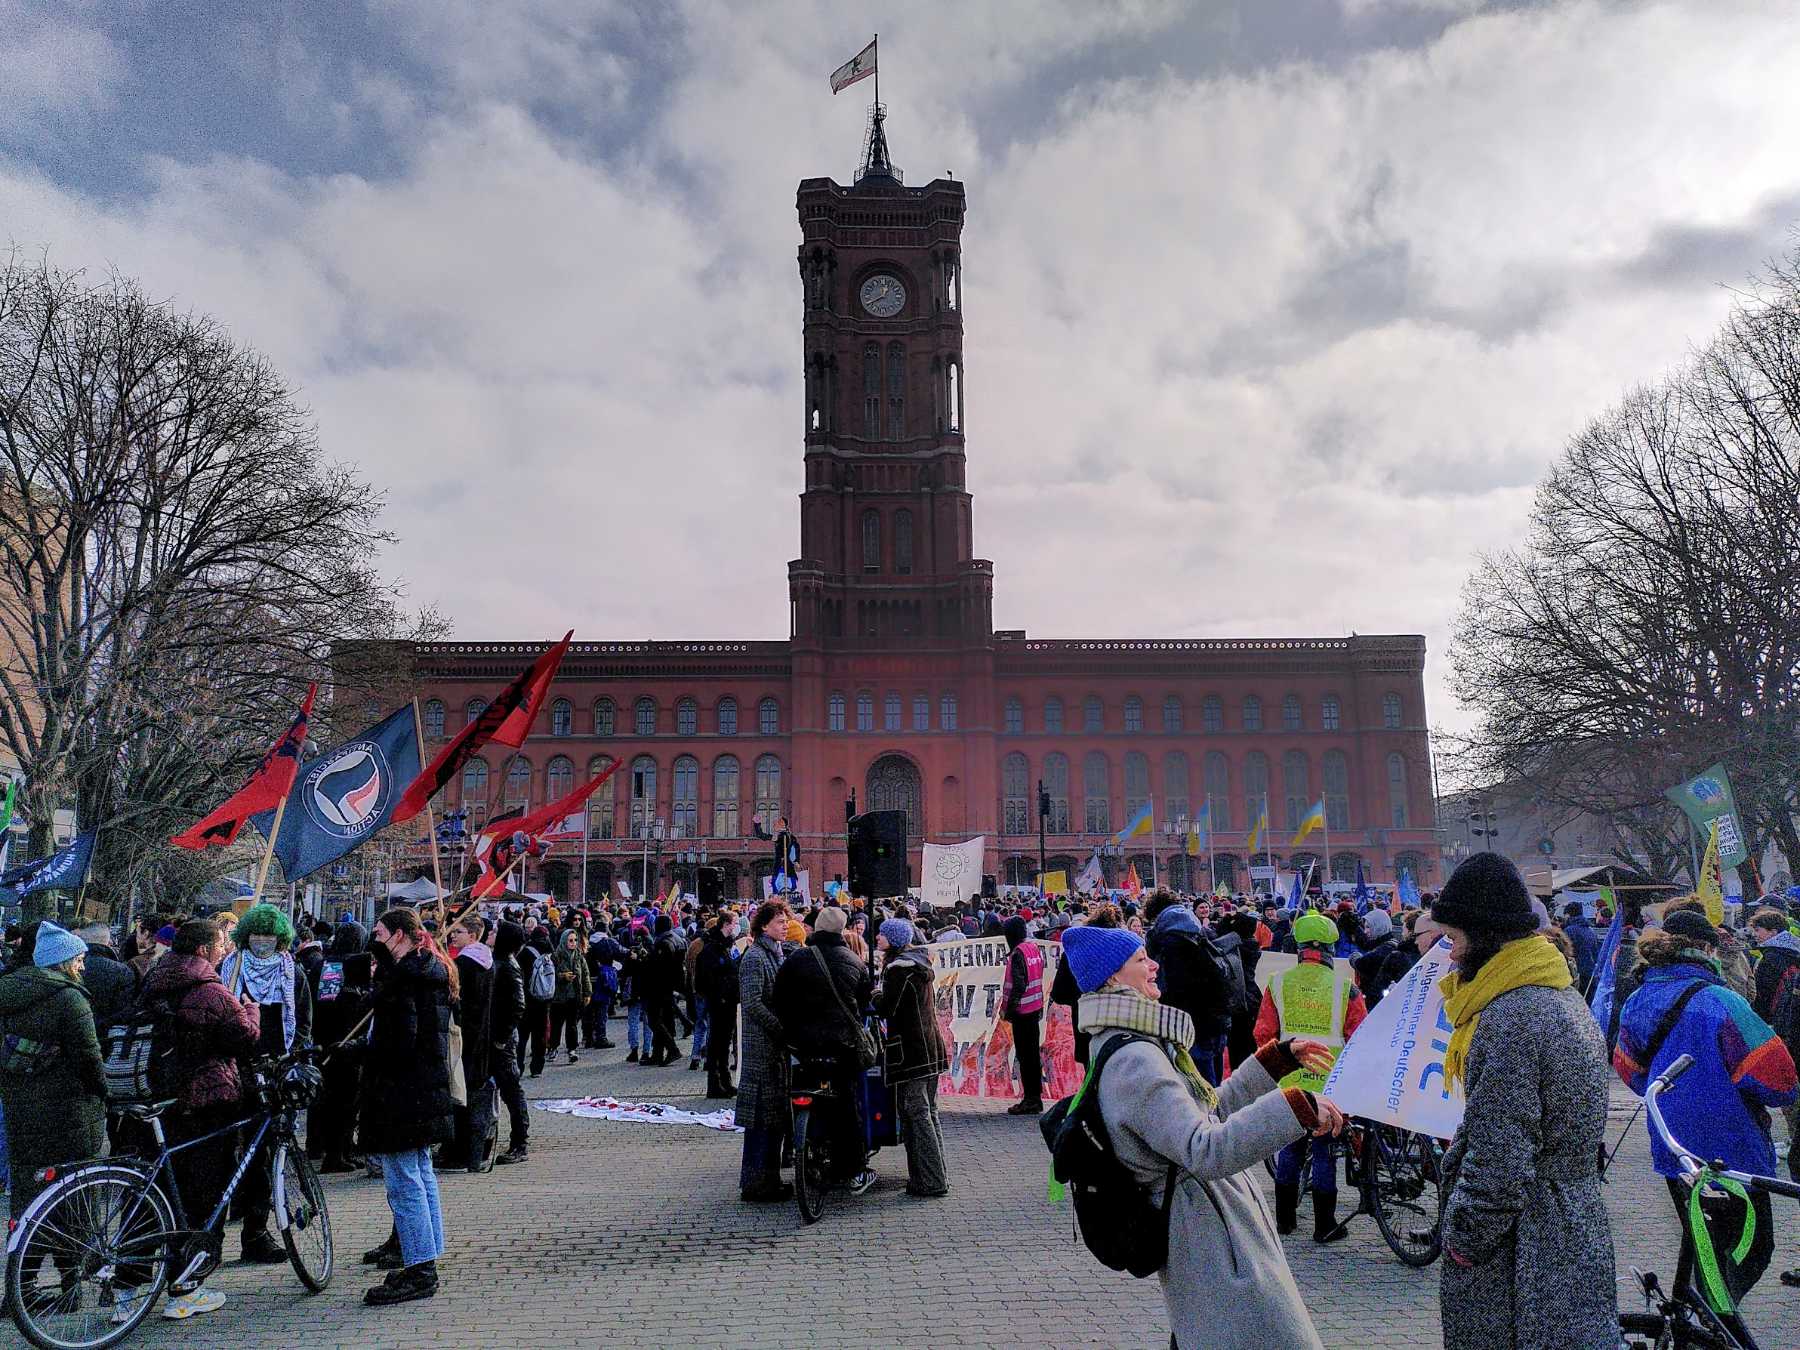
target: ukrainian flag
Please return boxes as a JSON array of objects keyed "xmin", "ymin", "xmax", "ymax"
[
  {"xmin": 1114, "ymin": 800, "xmax": 1154, "ymax": 845},
  {"xmin": 1185, "ymin": 802, "xmax": 1210, "ymax": 857},
  {"xmin": 1246, "ymin": 810, "xmax": 1268, "ymax": 857},
  {"xmin": 1289, "ymin": 799, "xmax": 1326, "ymax": 847}
]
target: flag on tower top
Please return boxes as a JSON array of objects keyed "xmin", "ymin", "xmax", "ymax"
[{"xmin": 831, "ymin": 38, "xmax": 877, "ymax": 94}]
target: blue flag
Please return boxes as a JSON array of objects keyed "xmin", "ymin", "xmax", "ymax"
[
  {"xmin": 1398, "ymin": 868, "xmax": 1421, "ymax": 910},
  {"xmin": 1352, "ymin": 858, "xmax": 1370, "ymax": 914},
  {"xmin": 0, "ymin": 831, "xmax": 97, "ymax": 896},
  {"xmin": 1587, "ymin": 906, "xmax": 1625, "ymax": 1034},
  {"xmin": 1288, "ymin": 868, "xmax": 1303, "ymax": 909},
  {"xmin": 252, "ymin": 706, "xmax": 421, "ymax": 882}
]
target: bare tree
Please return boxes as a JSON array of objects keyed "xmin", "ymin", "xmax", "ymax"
[
  {"xmin": 1449, "ymin": 242, "xmax": 1800, "ymax": 885},
  {"xmin": 0, "ymin": 253, "xmax": 434, "ymax": 919}
]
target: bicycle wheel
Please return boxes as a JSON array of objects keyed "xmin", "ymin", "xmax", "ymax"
[
  {"xmin": 792, "ymin": 1107, "xmax": 827, "ymax": 1225},
  {"xmin": 274, "ymin": 1145, "xmax": 333, "ymax": 1292},
  {"xmin": 1368, "ymin": 1127, "xmax": 1443, "ymax": 1267},
  {"xmin": 6, "ymin": 1165, "xmax": 174, "ymax": 1350}
]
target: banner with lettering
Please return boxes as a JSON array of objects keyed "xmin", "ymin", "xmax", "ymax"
[
  {"xmin": 921, "ymin": 836, "xmax": 986, "ymax": 909},
  {"xmin": 1321, "ymin": 937, "xmax": 1464, "ymax": 1140},
  {"xmin": 931, "ymin": 937, "xmax": 1076, "ymax": 1100}
]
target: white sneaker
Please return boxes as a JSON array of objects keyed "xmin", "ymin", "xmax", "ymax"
[
  {"xmin": 162, "ymin": 1288, "xmax": 226, "ymax": 1320},
  {"xmin": 110, "ymin": 1289, "xmax": 148, "ymax": 1325}
]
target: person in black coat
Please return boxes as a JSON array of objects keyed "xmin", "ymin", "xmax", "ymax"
[
  {"xmin": 520, "ymin": 926, "xmax": 554, "ymax": 1077},
  {"xmin": 359, "ymin": 909, "xmax": 455, "ymax": 1306},
  {"xmin": 642, "ymin": 915, "xmax": 685, "ymax": 1066},
  {"xmin": 693, "ymin": 917, "xmax": 740, "ymax": 1098},
  {"xmin": 308, "ymin": 920, "xmax": 374, "ymax": 1172},
  {"xmin": 771, "ymin": 907, "xmax": 873, "ymax": 1184},
  {"xmin": 75, "ymin": 923, "xmax": 138, "ymax": 1029},
  {"xmin": 449, "ymin": 913, "xmax": 497, "ymax": 1172},
  {"xmin": 489, "ymin": 920, "xmax": 531, "ymax": 1164}
]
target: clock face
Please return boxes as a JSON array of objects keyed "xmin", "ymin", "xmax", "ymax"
[{"xmin": 860, "ymin": 273, "xmax": 907, "ymax": 317}]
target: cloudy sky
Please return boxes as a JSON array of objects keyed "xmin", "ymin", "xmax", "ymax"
[{"xmin": 5, "ymin": 0, "xmax": 1799, "ymax": 737}]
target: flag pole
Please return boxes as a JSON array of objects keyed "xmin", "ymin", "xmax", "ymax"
[
  {"xmin": 1149, "ymin": 800, "xmax": 1158, "ymax": 891},
  {"xmin": 248, "ymin": 794, "xmax": 289, "ymax": 913},
  {"xmin": 1206, "ymin": 797, "xmax": 1216, "ymax": 894},
  {"xmin": 411, "ymin": 698, "xmax": 446, "ymax": 904},
  {"xmin": 1323, "ymin": 812, "xmax": 1332, "ymax": 892}
]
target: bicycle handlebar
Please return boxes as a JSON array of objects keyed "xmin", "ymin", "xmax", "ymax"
[{"xmin": 1645, "ymin": 1052, "xmax": 1800, "ymax": 1202}]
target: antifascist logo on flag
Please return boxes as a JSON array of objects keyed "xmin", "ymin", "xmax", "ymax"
[{"xmin": 253, "ymin": 705, "xmax": 421, "ymax": 882}]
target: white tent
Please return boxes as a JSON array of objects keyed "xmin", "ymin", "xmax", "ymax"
[{"xmin": 386, "ymin": 876, "xmax": 447, "ymax": 902}]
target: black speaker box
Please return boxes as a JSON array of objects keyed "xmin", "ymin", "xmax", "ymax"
[{"xmin": 847, "ymin": 809, "xmax": 908, "ymax": 897}]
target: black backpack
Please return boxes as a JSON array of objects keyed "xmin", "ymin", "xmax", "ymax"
[
  {"xmin": 101, "ymin": 995, "xmax": 180, "ymax": 1105},
  {"xmin": 1039, "ymin": 1032, "xmax": 1178, "ymax": 1278}
]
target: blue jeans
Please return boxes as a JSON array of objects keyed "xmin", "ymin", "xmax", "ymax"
[
  {"xmin": 1273, "ymin": 1136, "xmax": 1336, "ymax": 1193},
  {"xmin": 628, "ymin": 1003, "xmax": 648, "ymax": 1053},
  {"xmin": 692, "ymin": 997, "xmax": 710, "ymax": 1058},
  {"xmin": 1191, "ymin": 1033, "xmax": 1226, "ymax": 1087},
  {"xmin": 376, "ymin": 1148, "xmax": 444, "ymax": 1267}
]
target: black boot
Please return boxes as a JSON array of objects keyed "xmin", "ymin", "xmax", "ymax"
[
  {"xmin": 1274, "ymin": 1181, "xmax": 1299, "ymax": 1236},
  {"xmin": 1313, "ymin": 1188, "xmax": 1348, "ymax": 1244},
  {"xmin": 240, "ymin": 1227, "xmax": 287, "ymax": 1264},
  {"xmin": 625, "ymin": 1048, "xmax": 639, "ymax": 1063},
  {"xmin": 361, "ymin": 1230, "xmax": 402, "ymax": 1269},
  {"xmin": 364, "ymin": 1260, "xmax": 438, "ymax": 1306}
]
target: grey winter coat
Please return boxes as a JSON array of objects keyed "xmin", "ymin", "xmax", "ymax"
[
  {"xmin": 1091, "ymin": 1029, "xmax": 1322, "ymax": 1350},
  {"xmin": 1439, "ymin": 984, "xmax": 1615, "ymax": 1350},
  {"xmin": 736, "ymin": 934, "xmax": 788, "ymax": 1133}
]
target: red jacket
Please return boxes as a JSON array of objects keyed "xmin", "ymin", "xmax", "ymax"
[{"xmin": 142, "ymin": 953, "xmax": 261, "ymax": 1112}]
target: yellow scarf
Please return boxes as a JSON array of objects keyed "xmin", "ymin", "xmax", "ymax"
[{"xmin": 1439, "ymin": 935, "xmax": 1571, "ymax": 1091}]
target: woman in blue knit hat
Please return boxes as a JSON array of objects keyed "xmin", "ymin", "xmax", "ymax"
[{"xmin": 1060, "ymin": 923, "xmax": 1343, "ymax": 1350}]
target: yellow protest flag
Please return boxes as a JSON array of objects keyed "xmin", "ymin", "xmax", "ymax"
[
  {"xmin": 1041, "ymin": 869, "xmax": 1068, "ymax": 896},
  {"xmin": 1697, "ymin": 819, "xmax": 1723, "ymax": 925}
]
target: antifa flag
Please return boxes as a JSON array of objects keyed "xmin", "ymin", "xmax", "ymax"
[
  {"xmin": 392, "ymin": 632, "xmax": 572, "ymax": 825},
  {"xmin": 470, "ymin": 758, "xmax": 623, "ymax": 899},
  {"xmin": 171, "ymin": 683, "xmax": 317, "ymax": 850},
  {"xmin": 1, "ymin": 830, "xmax": 97, "ymax": 897},
  {"xmin": 251, "ymin": 705, "xmax": 421, "ymax": 881}
]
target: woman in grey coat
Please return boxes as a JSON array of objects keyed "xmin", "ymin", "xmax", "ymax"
[
  {"xmin": 737, "ymin": 899, "xmax": 792, "ymax": 1201},
  {"xmin": 1062, "ymin": 924, "xmax": 1344, "ymax": 1350},
  {"xmin": 1431, "ymin": 853, "xmax": 1615, "ymax": 1350}
]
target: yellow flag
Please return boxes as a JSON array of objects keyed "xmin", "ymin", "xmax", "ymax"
[
  {"xmin": 1697, "ymin": 818, "xmax": 1723, "ymax": 925},
  {"xmin": 1246, "ymin": 811, "xmax": 1267, "ymax": 857},
  {"xmin": 1041, "ymin": 869, "xmax": 1068, "ymax": 896}
]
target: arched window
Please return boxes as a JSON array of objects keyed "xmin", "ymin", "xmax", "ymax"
[
  {"xmin": 422, "ymin": 699, "xmax": 445, "ymax": 740},
  {"xmin": 1243, "ymin": 751, "xmax": 1270, "ymax": 827},
  {"xmin": 1003, "ymin": 696, "xmax": 1022, "ymax": 735},
  {"xmin": 1282, "ymin": 694, "xmax": 1302, "ymax": 732},
  {"xmin": 884, "ymin": 691, "xmax": 902, "ymax": 732},
  {"xmin": 887, "ymin": 342, "xmax": 905, "ymax": 440},
  {"xmin": 545, "ymin": 755, "xmax": 574, "ymax": 801},
  {"xmin": 550, "ymin": 698, "xmax": 572, "ymax": 737},
  {"xmin": 1083, "ymin": 695, "xmax": 1103, "ymax": 732},
  {"xmin": 1201, "ymin": 695, "xmax": 1223, "ymax": 734},
  {"xmin": 1387, "ymin": 753, "xmax": 1410, "ymax": 828},
  {"xmin": 716, "ymin": 696, "xmax": 737, "ymax": 736},
  {"xmin": 866, "ymin": 754, "xmax": 921, "ymax": 838},
  {"xmin": 1044, "ymin": 696, "xmax": 1064, "ymax": 735},
  {"xmin": 712, "ymin": 756, "xmax": 740, "ymax": 837},
  {"xmin": 594, "ymin": 698, "xmax": 615, "ymax": 736},
  {"xmin": 1394, "ymin": 851, "xmax": 1428, "ymax": 886},
  {"xmin": 1162, "ymin": 695, "xmax": 1182, "ymax": 734},
  {"xmin": 1164, "ymin": 751, "xmax": 1190, "ymax": 823},
  {"xmin": 1323, "ymin": 750, "xmax": 1350, "ymax": 832},
  {"xmin": 1044, "ymin": 752, "xmax": 1071, "ymax": 832},
  {"xmin": 894, "ymin": 507, "xmax": 913, "ymax": 574},
  {"xmin": 1123, "ymin": 696, "xmax": 1143, "ymax": 734},
  {"xmin": 1331, "ymin": 851, "xmax": 1362, "ymax": 884},
  {"xmin": 1282, "ymin": 750, "xmax": 1310, "ymax": 830},
  {"xmin": 1322, "ymin": 695, "xmax": 1341, "ymax": 732},
  {"xmin": 676, "ymin": 698, "xmax": 698, "ymax": 737},
  {"xmin": 1002, "ymin": 753, "xmax": 1030, "ymax": 834},
  {"xmin": 754, "ymin": 754, "xmax": 782, "ymax": 822},
  {"xmin": 1083, "ymin": 752, "xmax": 1111, "ymax": 833},
  {"xmin": 912, "ymin": 694, "xmax": 930, "ymax": 731},
  {"xmin": 856, "ymin": 692, "xmax": 874, "ymax": 732},
  {"xmin": 758, "ymin": 697, "xmax": 779, "ymax": 735},
  {"xmin": 1242, "ymin": 696, "xmax": 1263, "ymax": 732},
  {"xmin": 861, "ymin": 509, "xmax": 881, "ymax": 572},
  {"xmin": 671, "ymin": 755, "xmax": 699, "ymax": 837},
  {"xmin": 1383, "ymin": 692, "xmax": 1403, "ymax": 729},
  {"xmin": 940, "ymin": 692, "xmax": 958, "ymax": 730},
  {"xmin": 634, "ymin": 697, "xmax": 656, "ymax": 737},
  {"xmin": 863, "ymin": 342, "xmax": 881, "ymax": 437},
  {"xmin": 466, "ymin": 698, "xmax": 487, "ymax": 727},
  {"xmin": 503, "ymin": 755, "xmax": 532, "ymax": 806},
  {"xmin": 1203, "ymin": 751, "xmax": 1231, "ymax": 832},
  {"xmin": 1124, "ymin": 752, "xmax": 1150, "ymax": 819},
  {"xmin": 946, "ymin": 358, "xmax": 962, "ymax": 433},
  {"xmin": 828, "ymin": 692, "xmax": 846, "ymax": 732},
  {"xmin": 461, "ymin": 757, "xmax": 489, "ymax": 807},
  {"xmin": 629, "ymin": 756, "xmax": 657, "ymax": 835},
  {"xmin": 589, "ymin": 755, "xmax": 616, "ymax": 838}
]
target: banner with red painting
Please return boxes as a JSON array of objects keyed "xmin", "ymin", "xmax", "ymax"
[{"xmin": 932, "ymin": 937, "xmax": 1078, "ymax": 1101}]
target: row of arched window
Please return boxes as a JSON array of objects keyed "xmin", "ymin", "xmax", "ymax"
[
  {"xmin": 859, "ymin": 508, "xmax": 915, "ymax": 574},
  {"xmin": 457, "ymin": 753, "xmax": 784, "ymax": 840},
  {"xmin": 827, "ymin": 690, "xmax": 957, "ymax": 733},
  {"xmin": 422, "ymin": 695, "xmax": 782, "ymax": 742},
  {"xmin": 997, "ymin": 691, "xmax": 1405, "ymax": 736},
  {"xmin": 997, "ymin": 748, "xmax": 1413, "ymax": 835},
  {"xmin": 999, "ymin": 849, "xmax": 1434, "ymax": 890}
]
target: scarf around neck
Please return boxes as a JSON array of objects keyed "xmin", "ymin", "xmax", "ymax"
[
  {"xmin": 1439, "ymin": 935, "xmax": 1570, "ymax": 1091},
  {"xmin": 228, "ymin": 949, "xmax": 297, "ymax": 1051},
  {"xmin": 1078, "ymin": 987, "xmax": 1217, "ymax": 1108}
]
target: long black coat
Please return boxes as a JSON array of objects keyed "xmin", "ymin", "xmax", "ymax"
[
  {"xmin": 771, "ymin": 931, "xmax": 871, "ymax": 1058},
  {"xmin": 454, "ymin": 950, "xmax": 495, "ymax": 1088},
  {"xmin": 79, "ymin": 942, "xmax": 139, "ymax": 1030},
  {"xmin": 490, "ymin": 922, "xmax": 528, "ymax": 1047},
  {"xmin": 357, "ymin": 949, "xmax": 454, "ymax": 1156},
  {"xmin": 874, "ymin": 952, "xmax": 946, "ymax": 1083}
]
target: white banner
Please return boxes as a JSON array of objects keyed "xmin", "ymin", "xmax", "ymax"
[
  {"xmin": 533, "ymin": 1097, "xmax": 742, "ymax": 1132},
  {"xmin": 921, "ymin": 836, "xmax": 985, "ymax": 909},
  {"xmin": 762, "ymin": 869, "xmax": 811, "ymax": 903},
  {"xmin": 1321, "ymin": 938, "xmax": 1464, "ymax": 1141}
]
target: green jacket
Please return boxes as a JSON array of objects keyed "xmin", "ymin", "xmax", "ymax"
[
  {"xmin": 0, "ymin": 964, "xmax": 108, "ymax": 1164},
  {"xmin": 553, "ymin": 943, "xmax": 593, "ymax": 1004}
]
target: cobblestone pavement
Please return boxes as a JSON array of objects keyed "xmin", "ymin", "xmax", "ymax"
[{"xmin": 108, "ymin": 1028, "xmax": 1799, "ymax": 1350}]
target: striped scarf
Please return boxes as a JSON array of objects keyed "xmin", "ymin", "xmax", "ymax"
[{"xmin": 1078, "ymin": 988, "xmax": 1217, "ymax": 1108}]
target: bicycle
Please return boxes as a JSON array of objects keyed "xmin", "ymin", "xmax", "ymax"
[
  {"xmin": 1266, "ymin": 1116, "xmax": 1445, "ymax": 1265},
  {"xmin": 5, "ymin": 1047, "xmax": 333, "ymax": 1350},
  {"xmin": 1616, "ymin": 1053, "xmax": 1800, "ymax": 1349},
  {"xmin": 788, "ymin": 1052, "xmax": 898, "ymax": 1225}
]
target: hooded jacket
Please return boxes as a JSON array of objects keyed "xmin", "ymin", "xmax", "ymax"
[
  {"xmin": 875, "ymin": 948, "xmax": 946, "ymax": 1083},
  {"xmin": 1147, "ymin": 904, "xmax": 1232, "ymax": 1037},
  {"xmin": 0, "ymin": 963, "xmax": 109, "ymax": 1209},
  {"xmin": 454, "ymin": 941, "xmax": 495, "ymax": 1087},
  {"xmin": 489, "ymin": 921, "xmax": 529, "ymax": 1048},
  {"xmin": 79, "ymin": 940, "xmax": 139, "ymax": 1030},
  {"xmin": 357, "ymin": 947, "xmax": 455, "ymax": 1156},
  {"xmin": 552, "ymin": 936, "xmax": 593, "ymax": 1005},
  {"xmin": 142, "ymin": 951, "xmax": 261, "ymax": 1112},
  {"xmin": 1750, "ymin": 929, "xmax": 1800, "ymax": 1052}
]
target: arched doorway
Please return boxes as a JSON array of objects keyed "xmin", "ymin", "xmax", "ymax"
[{"xmin": 866, "ymin": 754, "xmax": 923, "ymax": 840}]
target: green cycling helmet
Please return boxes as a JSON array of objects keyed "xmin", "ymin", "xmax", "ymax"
[{"xmin": 1292, "ymin": 911, "xmax": 1339, "ymax": 948}]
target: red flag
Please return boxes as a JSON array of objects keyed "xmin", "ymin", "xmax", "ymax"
[
  {"xmin": 470, "ymin": 758, "xmax": 623, "ymax": 898},
  {"xmin": 392, "ymin": 631, "xmax": 572, "ymax": 825},
  {"xmin": 171, "ymin": 683, "xmax": 317, "ymax": 850}
]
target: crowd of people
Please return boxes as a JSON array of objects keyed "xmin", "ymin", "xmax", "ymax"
[{"xmin": 0, "ymin": 850, "xmax": 1796, "ymax": 1346}]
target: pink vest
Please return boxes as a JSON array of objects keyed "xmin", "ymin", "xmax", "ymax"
[{"xmin": 1006, "ymin": 941, "xmax": 1045, "ymax": 1015}]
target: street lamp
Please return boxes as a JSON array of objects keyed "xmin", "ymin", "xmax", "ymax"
[{"xmin": 1466, "ymin": 807, "xmax": 1500, "ymax": 847}]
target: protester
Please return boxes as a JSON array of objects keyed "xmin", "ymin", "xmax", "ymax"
[
  {"xmin": 621, "ymin": 921, "xmax": 653, "ymax": 1063},
  {"xmin": 1559, "ymin": 901, "xmax": 1601, "ymax": 988},
  {"xmin": 1225, "ymin": 910, "xmax": 1264, "ymax": 1071},
  {"xmin": 1348, "ymin": 909, "xmax": 1400, "ymax": 1004},
  {"xmin": 694, "ymin": 913, "xmax": 741, "ymax": 1099},
  {"xmin": 309, "ymin": 919, "xmax": 373, "ymax": 1173},
  {"xmin": 450, "ymin": 914, "xmax": 497, "ymax": 1172},
  {"xmin": 1613, "ymin": 908, "xmax": 1797, "ymax": 1307},
  {"xmin": 1430, "ymin": 853, "xmax": 1616, "ymax": 1350},
  {"xmin": 520, "ymin": 926, "xmax": 554, "ymax": 1077},
  {"xmin": 75, "ymin": 921, "xmax": 138, "ymax": 1028},
  {"xmin": 874, "ymin": 918, "xmax": 949, "ymax": 1198},
  {"xmin": 1145, "ymin": 892, "xmax": 1235, "ymax": 1084},
  {"xmin": 1064, "ymin": 922, "xmax": 1341, "ymax": 1350},
  {"xmin": 584, "ymin": 928, "xmax": 621, "ymax": 1049},
  {"xmin": 737, "ymin": 900, "xmax": 791, "ymax": 1201},
  {"xmin": 549, "ymin": 927, "xmax": 591, "ymax": 1066},
  {"xmin": 644, "ymin": 914, "xmax": 686, "ymax": 1066},
  {"xmin": 490, "ymin": 920, "xmax": 531, "ymax": 1165},
  {"xmin": 358, "ymin": 908, "xmax": 456, "ymax": 1306},
  {"xmin": 999, "ymin": 914, "xmax": 1045, "ymax": 1115},
  {"xmin": 1747, "ymin": 906, "xmax": 1800, "ymax": 1185},
  {"xmin": 771, "ymin": 906, "xmax": 874, "ymax": 1189}
]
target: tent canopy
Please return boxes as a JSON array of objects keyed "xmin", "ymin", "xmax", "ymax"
[
  {"xmin": 1524, "ymin": 862, "xmax": 1679, "ymax": 898},
  {"xmin": 386, "ymin": 876, "xmax": 447, "ymax": 901}
]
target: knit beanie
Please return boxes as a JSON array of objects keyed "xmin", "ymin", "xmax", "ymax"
[
  {"xmin": 879, "ymin": 918, "xmax": 915, "ymax": 950},
  {"xmin": 814, "ymin": 906, "xmax": 847, "ymax": 934},
  {"xmin": 1661, "ymin": 909, "xmax": 1719, "ymax": 947},
  {"xmin": 33, "ymin": 921, "xmax": 86, "ymax": 969},
  {"xmin": 1003, "ymin": 915, "xmax": 1028, "ymax": 948},
  {"xmin": 1431, "ymin": 852, "xmax": 1537, "ymax": 938},
  {"xmin": 1061, "ymin": 925, "xmax": 1144, "ymax": 993}
]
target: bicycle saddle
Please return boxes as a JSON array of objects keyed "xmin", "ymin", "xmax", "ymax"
[{"xmin": 118, "ymin": 1098, "xmax": 178, "ymax": 1120}]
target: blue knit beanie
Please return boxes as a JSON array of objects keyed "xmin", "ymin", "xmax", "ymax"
[
  {"xmin": 1061, "ymin": 925, "xmax": 1144, "ymax": 993},
  {"xmin": 879, "ymin": 918, "xmax": 914, "ymax": 950},
  {"xmin": 34, "ymin": 921, "xmax": 86, "ymax": 969}
]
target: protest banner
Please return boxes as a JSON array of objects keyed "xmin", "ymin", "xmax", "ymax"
[
  {"xmin": 1040, "ymin": 869, "xmax": 1068, "ymax": 896},
  {"xmin": 931, "ymin": 936, "xmax": 1075, "ymax": 1100},
  {"xmin": 1321, "ymin": 938, "xmax": 1463, "ymax": 1140},
  {"xmin": 534, "ymin": 1097, "xmax": 742, "ymax": 1132},
  {"xmin": 1665, "ymin": 763, "xmax": 1749, "ymax": 869},
  {"xmin": 921, "ymin": 836, "xmax": 985, "ymax": 909}
]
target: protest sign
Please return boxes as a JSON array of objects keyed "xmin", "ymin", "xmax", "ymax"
[
  {"xmin": 1665, "ymin": 764, "xmax": 1749, "ymax": 869},
  {"xmin": 1322, "ymin": 938, "xmax": 1463, "ymax": 1140},
  {"xmin": 921, "ymin": 836, "xmax": 985, "ymax": 909},
  {"xmin": 534, "ymin": 1097, "xmax": 742, "ymax": 1132},
  {"xmin": 931, "ymin": 936, "xmax": 1075, "ymax": 1100}
]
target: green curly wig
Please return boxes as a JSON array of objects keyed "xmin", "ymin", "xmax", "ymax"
[{"xmin": 234, "ymin": 903, "xmax": 295, "ymax": 948}]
